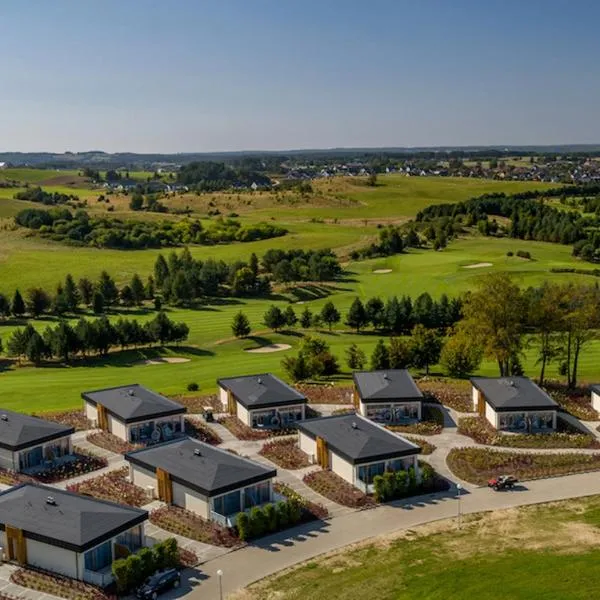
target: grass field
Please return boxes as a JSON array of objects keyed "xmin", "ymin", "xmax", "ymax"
[
  {"xmin": 240, "ymin": 496, "xmax": 600, "ymax": 600},
  {"xmin": 0, "ymin": 172, "xmax": 597, "ymax": 414}
]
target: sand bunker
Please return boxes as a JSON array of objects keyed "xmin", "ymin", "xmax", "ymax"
[
  {"xmin": 373, "ymin": 269, "xmax": 393, "ymax": 274},
  {"xmin": 141, "ymin": 357, "xmax": 191, "ymax": 365},
  {"xmin": 245, "ymin": 343, "xmax": 292, "ymax": 354},
  {"xmin": 463, "ymin": 262, "xmax": 493, "ymax": 269}
]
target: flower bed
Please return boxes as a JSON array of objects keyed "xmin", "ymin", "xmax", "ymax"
[
  {"xmin": 547, "ymin": 386, "xmax": 599, "ymax": 421},
  {"xmin": 150, "ymin": 505, "xmax": 240, "ymax": 547},
  {"xmin": 184, "ymin": 417, "xmax": 222, "ymax": 445},
  {"xmin": 331, "ymin": 407, "xmax": 355, "ymax": 416},
  {"xmin": 178, "ymin": 546, "xmax": 199, "ymax": 568},
  {"xmin": 295, "ymin": 383, "xmax": 354, "ymax": 405},
  {"xmin": 274, "ymin": 482, "xmax": 329, "ymax": 520},
  {"xmin": 28, "ymin": 448, "xmax": 107, "ymax": 483},
  {"xmin": 387, "ymin": 405, "xmax": 444, "ymax": 436},
  {"xmin": 217, "ymin": 416, "xmax": 296, "ymax": 441},
  {"xmin": 458, "ymin": 416, "xmax": 600, "ymax": 449},
  {"xmin": 33, "ymin": 409, "xmax": 91, "ymax": 431},
  {"xmin": 418, "ymin": 377, "xmax": 473, "ymax": 413},
  {"xmin": 0, "ymin": 468, "xmax": 26, "ymax": 485},
  {"xmin": 447, "ymin": 447, "xmax": 600, "ymax": 485},
  {"xmin": 171, "ymin": 393, "xmax": 221, "ymax": 413},
  {"xmin": 67, "ymin": 467, "xmax": 151, "ymax": 507},
  {"xmin": 86, "ymin": 431, "xmax": 141, "ymax": 454},
  {"xmin": 303, "ymin": 470, "xmax": 375, "ymax": 508},
  {"xmin": 259, "ymin": 438, "xmax": 310, "ymax": 469},
  {"xmin": 11, "ymin": 567, "xmax": 109, "ymax": 600},
  {"xmin": 402, "ymin": 435, "xmax": 437, "ymax": 455}
]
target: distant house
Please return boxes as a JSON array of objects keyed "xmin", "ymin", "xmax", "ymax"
[
  {"xmin": 471, "ymin": 377, "xmax": 558, "ymax": 432},
  {"xmin": 0, "ymin": 162, "xmax": 6, "ymax": 169},
  {"xmin": 591, "ymin": 385, "xmax": 600, "ymax": 413},
  {"xmin": 217, "ymin": 374, "xmax": 307, "ymax": 429},
  {"xmin": 352, "ymin": 370, "xmax": 423, "ymax": 423},
  {"xmin": 0, "ymin": 409, "xmax": 74, "ymax": 473},
  {"xmin": 0, "ymin": 484, "xmax": 147, "ymax": 586},
  {"xmin": 298, "ymin": 414, "xmax": 420, "ymax": 493},
  {"xmin": 126, "ymin": 437, "xmax": 276, "ymax": 527},
  {"xmin": 82, "ymin": 384, "xmax": 186, "ymax": 444}
]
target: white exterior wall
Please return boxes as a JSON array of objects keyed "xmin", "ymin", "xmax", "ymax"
[
  {"xmin": 236, "ymin": 403, "xmax": 250, "ymax": 426},
  {"xmin": 84, "ymin": 401, "xmax": 98, "ymax": 426},
  {"xmin": 180, "ymin": 486, "xmax": 210, "ymax": 518},
  {"xmin": 472, "ymin": 386, "xmax": 480, "ymax": 411},
  {"xmin": 330, "ymin": 452, "xmax": 354, "ymax": 486},
  {"xmin": 108, "ymin": 414, "xmax": 127, "ymax": 440},
  {"xmin": 298, "ymin": 432, "xmax": 317, "ymax": 462},
  {"xmin": 0, "ymin": 448, "xmax": 16, "ymax": 471},
  {"xmin": 171, "ymin": 480, "xmax": 186, "ymax": 508},
  {"xmin": 130, "ymin": 464, "xmax": 158, "ymax": 497},
  {"xmin": 485, "ymin": 401, "xmax": 498, "ymax": 428},
  {"xmin": 219, "ymin": 387, "xmax": 229, "ymax": 411},
  {"xmin": 26, "ymin": 538, "xmax": 79, "ymax": 579},
  {"xmin": 592, "ymin": 391, "xmax": 600, "ymax": 413}
]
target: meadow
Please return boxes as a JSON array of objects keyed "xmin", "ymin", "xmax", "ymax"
[{"xmin": 0, "ymin": 171, "xmax": 598, "ymax": 413}]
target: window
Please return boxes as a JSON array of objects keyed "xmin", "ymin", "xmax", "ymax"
[
  {"xmin": 213, "ymin": 490, "xmax": 241, "ymax": 516},
  {"xmin": 116, "ymin": 526, "xmax": 142, "ymax": 552},
  {"xmin": 357, "ymin": 462, "xmax": 386, "ymax": 484},
  {"xmin": 244, "ymin": 482, "xmax": 271, "ymax": 509},
  {"xmin": 84, "ymin": 541, "xmax": 112, "ymax": 571},
  {"xmin": 251, "ymin": 411, "xmax": 277, "ymax": 427}
]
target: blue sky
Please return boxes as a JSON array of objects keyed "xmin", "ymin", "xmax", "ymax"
[{"xmin": 0, "ymin": 0, "xmax": 598, "ymax": 152}]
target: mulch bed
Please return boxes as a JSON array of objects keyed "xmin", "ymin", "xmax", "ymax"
[
  {"xmin": 11, "ymin": 567, "xmax": 109, "ymax": 600},
  {"xmin": 545, "ymin": 383, "xmax": 599, "ymax": 421},
  {"xmin": 33, "ymin": 409, "xmax": 91, "ymax": 431},
  {"xmin": 259, "ymin": 438, "xmax": 311, "ymax": 469},
  {"xmin": 295, "ymin": 383, "xmax": 354, "ymax": 405},
  {"xmin": 185, "ymin": 417, "xmax": 222, "ymax": 445},
  {"xmin": 67, "ymin": 467, "xmax": 151, "ymax": 507},
  {"xmin": 274, "ymin": 482, "xmax": 329, "ymax": 520},
  {"xmin": 458, "ymin": 416, "xmax": 600, "ymax": 449},
  {"xmin": 86, "ymin": 431, "xmax": 141, "ymax": 454},
  {"xmin": 217, "ymin": 416, "xmax": 295, "ymax": 441},
  {"xmin": 150, "ymin": 505, "xmax": 240, "ymax": 548},
  {"xmin": 447, "ymin": 447, "xmax": 600, "ymax": 486},
  {"xmin": 402, "ymin": 436, "xmax": 437, "ymax": 455},
  {"xmin": 418, "ymin": 377, "xmax": 474, "ymax": 413},
  {"xmin": 303, "ymin": 470, "xmax": 375, "ymax": 508},
  {"xmin": 170, "ymin": 393, "xmax": 221, "ymax": 413}
]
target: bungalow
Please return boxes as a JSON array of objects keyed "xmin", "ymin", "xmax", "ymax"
[
  {"xmin": 125, "ymin": 437, "xmax": 276, "ymax": 527},
  {"xmin": 471, "ymin": 377, "xmax": 558, "ymax": 432},
  {"xmin": 298, "ymin": 414, "xmax": 420, "ymax": 493},
  {"xmin": 217, "ymin": 373, "xmax": 307, "ymax": 429},
  {"xmin": 0, "ymin": 484, "xmax": 147, "ymax": 586},
  {"xmin": 0, "ymin": 410, "xmax": 74, "ymax": 473},
  {"xmin": 82, "ymin": 384, "xmax": 186, "ymax": 445},
  {"xmin": 352, "ymin": 370, "xmax": 423, "ymax": 423},
  {"xmin": 592, "ymin": 385, "xmax": 600, "ymax": 413}
]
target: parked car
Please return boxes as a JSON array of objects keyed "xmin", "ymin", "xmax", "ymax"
[
  {"xmin": 487, "ymin": 475, "xmax": 518, "ymax": 491},
  {"xmin": 136, "ymin": 568, "xmax": 181, "ymax": 599}
]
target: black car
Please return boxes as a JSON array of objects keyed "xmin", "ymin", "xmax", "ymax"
[{"xmin": 136, "ymin": 568, "xmax": 181, "ymax": 599}]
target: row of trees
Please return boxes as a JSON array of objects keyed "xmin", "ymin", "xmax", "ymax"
[
  {"xmin": 176, "ymin": 160, "xmax": 271, "ymax": 190},
  {"xmin": 14, "ymin": 186, "xmax": 79, "ymax": 206}
]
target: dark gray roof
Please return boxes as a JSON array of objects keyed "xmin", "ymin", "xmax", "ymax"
[
  {"xmin": 125, "ymin": 437, "xmax": 276, "ymax": 497},
  {"xmin": 471, "ymin": 377, "xmax": 558, "ymax": 412},
  {"xmin": 353, "ymin": 370, "xmax": 423, "ymax": 402},
  {"xmin": 82, "ymin": 384, "xmax": 186, "ymax": 423},
  {"xmin": 0, "ymin": 484, "xmax": 147, "ymax": 553},
  {"xmin": 0, "ymin": 409, "xmax": 73, "ymax": 451},
  {"xmin": 217, "ymin": 373, "xmax": 306, "ymax": 410},
  {"xmin": 591, "ymin": 384, "xmax": 600, "ymax": 395},
  {"xmin": 298, "ymin": 414, "xmax": 420, "ymax": 465}
]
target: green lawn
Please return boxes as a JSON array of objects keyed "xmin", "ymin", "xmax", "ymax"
[{"xmin": 245, "ymin": 496, "xmax": 600, "ymax": 600}]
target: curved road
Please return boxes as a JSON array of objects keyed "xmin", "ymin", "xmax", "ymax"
[{"xmin": 179, "ymin": 470, "xmax": 600, "ymax": 599}]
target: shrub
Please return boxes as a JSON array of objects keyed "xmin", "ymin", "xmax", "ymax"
[
  {"xmin": 276, "ymin": 501, "xmax": 290, "ymax": 528},
  {"xmin": 249, "ymin": 506, "xmax": 267, "ymax": 537},
  {"xmin": 187, "ymin": 382, "xmax": 199, "ymax": 391},
  {"xmin": 516, "ymin": 249, "xmax": 532, "ymax": 259},
  {"xmin": 237, "ymin": 512, "xmax": 251, "ymax": 541},
  {"xmin": 264, "ymin": 503, "xmax": 278, "ymax": 533}
]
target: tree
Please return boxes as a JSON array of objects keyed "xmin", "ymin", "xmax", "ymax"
[
  {"xmin": 345, "ymin": 343, "xmax": 366, "ymax": 370},
  {"xmin": 365, "ymin": 297, "xmax": 385, "ymax": 329},
  {"xmin": 129, "ymin": 193, "xmax": 144, "ymax": 211},
  {"xmin": 284, "ymin": 306, "xmax": 298, "ymax": 327},
  {"xmin": 440, "ymin": 330, "xmax": 483, "ymax": 377},
  {"xmin": 7, "ymin": 326, "xmax": 33, "ymax": 360},
  {"xmin": 346, "ymin": 298, "xmax": 368, "ymax": 333},
  {"xmin": 92, "ymin": 316, "xmax": 117, "ymax": 355},
  {"xmin": 145, "ymin": 275, "xmax": 155, "ymax": 300},
  {"xmin": 389, "ymin": 337, "xmax": 412, "ymax": 369},
  {"xmin": 75, "ymin": 318, "xmax": 94, "ymax": 356},
  {"xmin": 26, "ymin": 288, "xmax": 51, "ymax": 317},
  {"xmin": 264, "ymin": 305, "xmax": 286, "ymax": 331},
  {"xmin": 281, "ymin": 353, "xmax": 311, "ymax": 382},
  {"xmin": 300, "ymin": 307, "xmax": 313, "ymax": 328},
  {"xmin": 154, "ymin": 254, "xmax": 169, "ymax": 287},
  {"xmin": 410, "ymin": 324, "xmax": 442, "ymax": 375},
  {"xmin": 52, "ymin": 291, "xmax": 69, "ymax": 316},
  {"xmin": 147, "ymin": 311, "xmax": 173, "ymax": 345},
  {"xmin": 0, "ymin": 293, "xmax": 10, "ymax": 318},
  {"xmin": 98, "ymin": 271, "xmax": 119, "ymax": 306},
  {"xmin": 370, "ymin": 339, "xmax": 390, "ymax": 370},
  {"xmin": 120, "ymin": 285, "xmax": 135, "ymax": 307},
  {"xmin": 45, "ymin": 321, "xmax": 78, "ymax": 363},
  {"xmin": 78, "ymin": 277, "xmax": 94, "ymax": 306},
  {"xmin": 231, "ymin": 311, "xmax": 251, "ymax": 338},
  {"xmin": 11, "ymin": 289, "xmax": 25, "ymax": 317},
  {"xmin": 63, "ymin": 274, "xmax": 80, "ymax": 312},
  {"xmin": 231, "ymin": 267, "xmax": 256, "ymax": 296},
  {"xmin": 459, "ymin": 273, "xmax": 524, "ymax": 376},
  {"xmin": 320, "ymin": 301, "xmax": 340, "ymax": 331},
  {"xmin": 130, "ymin": 274, "xmax": 145, "ymax": 306},
  {"xmin": 92, "ymin": 291, "xmax": 105, "ymax": 314},
  {"xmin": 25, "ymin": 330, "xmax": 48, "ymax": 365}
]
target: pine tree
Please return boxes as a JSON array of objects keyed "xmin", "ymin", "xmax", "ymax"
[
  {"xmin": 78, "ymin": 277, "xmax": 94, "ymax": 306},
  {"xmin": 346, "ymin": 298, "xmax": 368, "ymax": 333},
  {"xmin": 300, "ymin": 307, "xmax": 313, "ymax": 328},
  {"xmin": 365, "ymin": 297, "xmax": 385, "ymax": 329},
  {"xmin": 264, "ymin": 305, "xmax": 286, "ymax": 331},
  {"xmin": 26, "ymin": 288, "xmax": 51, "ymax": 317},
  {"xmin": 231, "ymin": 311, "xmax": 251, "ymax": 338},
  {"xmin": 145, "ymin": 275, "xmax": 155, "ymax": 300},
  {"xmin": 0, "ymin": 293, "xmax": 10, "ymax": 318},
  {"xmin": 284, "ymin": 306, "xmax": 298, "ymax": 327},
  {"xmin": 154, "ymin": 254, "xmax": 169, "ymax": 287},
  {"xmin": 63, "ymin": 274, "xmax": 80, "ymax": 312},
  {"xmin": 92, "ymin": 292, "xmax": 105, "ymax": 315},
  {"xmin": 98, "ymin": 271, "xmax": 119, "ymax": 306},
  {"xmin": 11, "ymin": 289, "xmax": 25, "ymax": 317},
  {"xmin": 389, "ymin": 337, "xmax": 412, "ymax": 369},
  {"xmin": 320, "ymin": 301, "xmax": 341, "ymax": 331},
  {"xmin": 130, "ymin": 274, "xmax": 145, "ymax": 306},
  {"xmin": 120, "ymin": 285, "xmax": 135, "ymax": 307},
  {"xmin": 345, "ymin": 343, "xmax": 366, "ymax": 370},
  {"xmin": 370, "ymin": 339, "xmax": 390, "ymax": 370},
  {"xmin": 410, "ymin": 324, "xmax": 442, "ymax": 375}
]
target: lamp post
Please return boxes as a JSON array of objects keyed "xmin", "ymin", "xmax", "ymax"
[
  {"xmin": 217, "ymin": 569, "xmax": 223, "ymax": 600},
  {"xmin": 456, "ymin": 483, "xmax": 462, "ymax": 529}
]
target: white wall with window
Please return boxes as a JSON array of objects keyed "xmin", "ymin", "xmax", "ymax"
[
  {"xmin": 494, "ymin": 410, "xmax": 557, "ymax": 432},
  {"xmin": 360, "ymin": 402, "xmax": 421, "ymax": 423},
  {"xmin": 16, "ymin": 435, "xmax": 73, "ymax": 472},
  {"xmin": 127, "ymin": 415, "xmax": 184, "ymax": 444},
  {"xmin": 248, "ymin": 405, "xmax": 305, "ymax": 428},
  {"xmin": 211, "ymin": 480, "xmax": 273, "ymax": 526}
]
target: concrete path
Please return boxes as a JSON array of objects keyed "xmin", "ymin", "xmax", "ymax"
[
  {"xmin": 0, "ymin": 563, "xmax": 62, "ymax": 600},
  {"xmin": 179, "ymin": 469, "xmax": 600, "ymax": 600}
]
